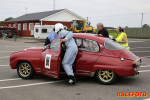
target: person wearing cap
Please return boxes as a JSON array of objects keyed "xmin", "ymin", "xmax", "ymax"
[
  {"xmin": 116, "ymin": 26, "xmax": 129, "ymax": 50},
  {"xmin": 54, "ymin": 23, "xmax": 78, "ymax": 85}
]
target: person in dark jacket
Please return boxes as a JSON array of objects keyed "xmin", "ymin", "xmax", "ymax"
[{"xmin": 97, "ymin": 22, "xmax": 109, "ymax": 38}]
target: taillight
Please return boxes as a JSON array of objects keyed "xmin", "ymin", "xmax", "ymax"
[
  {"xmin": 132, "ymin": 61, "xmax": 136, "ymax": 67},
  {"xmin": 139, "ymin": 57, "xmax": 142, "ymax": 62}
]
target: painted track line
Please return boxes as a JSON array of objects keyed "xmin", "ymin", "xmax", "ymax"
[
  {"xmin": 139, "ymin": 70, "xmax": 150, "ymax": 72},
  {"xmin": 0, "ymin": 56, "xmax": 10, "ymax": 58},
  {"xmin": 130, "ymin": 47, "xmax": 150, "ymax": 49},
  {"xmin": 0, "ymin": 51, "xmax": 17, "ymax": 52},
  {"xmin": 5, "ymin": 46, "xmax": 32, "ymax": 47},
  {"xmin": 143, "ymin": 98, "xmax": 150, "ymax": 100},
  {"xmin": 140, "ymin": 65, "xmax": 150, "ymax": 67},
  {"xmin": 0, "ymin": 78, "xmax": 21, "ymax": 82},
  {"xmin": 0, "ymin": 80, "xmax": 65, "ymax": 90},
  {"xmin": 0, "ymin": 64, "xmax": 9, "ymax": 66},
  {"xmin": 131, "ymin": 51, "xmax": 150, "ymax": 53},
  {"xmin": 142, "ymin": 56, "xmax": 150, "ymax": 58}
]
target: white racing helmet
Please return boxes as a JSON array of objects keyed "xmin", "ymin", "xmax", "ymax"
[{"xmin": 54, "ymin": 23, "xmax": 64, "ymax": 33}]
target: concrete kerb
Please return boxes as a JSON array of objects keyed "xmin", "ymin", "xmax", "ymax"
[{"xmin": 0, "ymin": 36, "xmax": 45, "ymax": 43}]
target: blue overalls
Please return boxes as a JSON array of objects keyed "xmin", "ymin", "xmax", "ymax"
[
  {"xmin": 58, "ymin": 30, "xmax": 78, "ymax": 76},
  {"xmin": 47, "ymin": 31, "xmax": 59, "ymax": 42}
]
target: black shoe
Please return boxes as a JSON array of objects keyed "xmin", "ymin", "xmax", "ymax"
[{"xmin": 65, "ymin": 75, "xmax": 76, "ymax": 85}]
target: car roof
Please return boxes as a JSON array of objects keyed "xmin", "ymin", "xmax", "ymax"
[{"xmin": 73, "ymin": 33, "xmax": 109, "ymax": 44}]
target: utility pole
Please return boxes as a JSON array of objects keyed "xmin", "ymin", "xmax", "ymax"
[
  {"xmin": 53, "ymin": 0, "xmax": 55, "ymax": 10},
  {"xmin": 25, "ymin": 7, "xmax": 27, "ymax": 14},
  {"xmin": 86, "ymin": 17, "xmax": 88, "ymax": 21},
  {"xmin": 141, "ymin": 13, "xmax": 145, "ymax": 27}
]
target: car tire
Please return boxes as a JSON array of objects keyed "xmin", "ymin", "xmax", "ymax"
[
  {"xmin": 96, "ymin": 70, "xmax": 117, "ymax": 85},
  {"xmin": 17, "ymin": 61, "xmax": 35, "ymax": 79}
]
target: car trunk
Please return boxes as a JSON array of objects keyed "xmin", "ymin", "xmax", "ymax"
[{"xmin": 120, "ymin": 49, "xmax": 139, "ymax": 61}]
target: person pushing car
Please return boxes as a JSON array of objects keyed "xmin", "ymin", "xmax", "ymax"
[
  {"xmin": 44, "ymin": 30, "xmax": 59, "ymax": 47},
  {"xmin": 54, "ymin": 23, "xmax": 78, "ymax": 85}
]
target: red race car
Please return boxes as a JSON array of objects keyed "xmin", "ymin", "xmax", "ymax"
[{"xmin": 10, "ymin": 33, "xmax": 141, "ymax": 85}]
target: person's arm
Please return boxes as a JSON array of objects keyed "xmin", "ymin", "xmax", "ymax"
[
  {"xmin": 98, "ymin": 30, "xmax": 105, "ymax": 36},
  {"xmin": 60, "ymin": 30, "xmax": 74, "ymax": 42},
  {"xmin": 98, "ymin": 34, "xmax": 103, "ymax": 36},
  {"xmin": 116, "ymin": 35, "xmax": 127, "ymax": 43}
]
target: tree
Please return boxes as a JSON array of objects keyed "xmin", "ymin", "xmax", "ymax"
[
  {"xmin": 125, "ymin": 26, "xmax": 128, "ymax": 28},
  {"xmin": 4, "ymin": 17, "xmax": 13, "ymax": 22},
  {"xmin": 0, "ymin": 21, "xmax": 4, "ymax": 26},
  {"xmin": 142, "ymin": 24, "xmax": 149, "ymax": 28}
]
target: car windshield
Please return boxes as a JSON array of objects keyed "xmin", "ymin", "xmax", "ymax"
[{"xmin": 104, "ymin": 40, "xmax": 125, "ymax": 50}]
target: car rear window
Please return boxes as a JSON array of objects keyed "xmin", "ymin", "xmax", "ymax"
[{"xmin": 104, "ymin": 40, "xmax": 125, "ymax": 50}]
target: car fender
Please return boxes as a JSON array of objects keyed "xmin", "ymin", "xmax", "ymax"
[
  {"xmin": 10, "ymin": 57, "xmax": 41, "ymax": 70},
  {"xmin": 90, "ymin": 56, "xmax": 135, "ymax": 76}
]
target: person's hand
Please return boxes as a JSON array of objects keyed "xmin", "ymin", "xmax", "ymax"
[
  {"xmin": 61, "ymin": 39, "xmax": 66, "ymax": 42},
  {"xmin": 98, "ymin": 34, "xmax": 103, "ymax": 36}
]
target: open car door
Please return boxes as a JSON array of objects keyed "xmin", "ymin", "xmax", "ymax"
[{"xmin": 41, "ymin": 38, "xmax": 61, "ymax": 79}]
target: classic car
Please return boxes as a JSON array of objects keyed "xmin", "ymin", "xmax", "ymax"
[{"xmin": 10, "ymin": 33, "xmax": 141, "ymax": 85}]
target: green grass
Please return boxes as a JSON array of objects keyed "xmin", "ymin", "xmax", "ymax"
[{"xmin": 96, "ymin": 29, "xmax": 118, "ymax": 38}]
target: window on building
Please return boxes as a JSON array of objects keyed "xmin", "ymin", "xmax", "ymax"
[
  {"xmin": 29, "ymin": 23, "xmax": 33, "ymax": 30},
  {"xmin": 13, "ymin": 24, "xmax": 16, "ymax": 27},
  {"xmin": 23, "ymin": 23, "xmax": 27, "ymax": 30},
  {"xmin": 42, "ymin": 29, "xmax": 47, "ymax": 33},
  {"xmin": 35, "ymin": 23, "xmax": 40, "ymax": 25},
  {"xmin": 18, "ymin": 24, "xmax": 21, "ymax": 30},
  {"xmin": 36, "ymin": 29, "xmax": 38, "ymax": 32},
  {"xmin": 9, "ymin": 24, "xmax": 11, "ymax": 27}
]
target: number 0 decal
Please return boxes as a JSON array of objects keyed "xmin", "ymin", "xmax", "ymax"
[{"xmin": 45, "ymin": 54, "xmax": 51, "ymax": 69}]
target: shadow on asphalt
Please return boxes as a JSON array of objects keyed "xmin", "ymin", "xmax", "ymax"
[{"xmin": 30, "ymin": 74, "xmax": 140, "ymax": 85}]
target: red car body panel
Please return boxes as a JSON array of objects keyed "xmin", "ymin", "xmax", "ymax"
[{"xmin": 10, "ymin": 33, "xmax": 141, "ymax": 79}]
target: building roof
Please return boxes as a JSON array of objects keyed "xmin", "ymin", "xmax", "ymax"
[{"xmin": 7, "ymin": 9, "xmax": 64, "ymax": 22}]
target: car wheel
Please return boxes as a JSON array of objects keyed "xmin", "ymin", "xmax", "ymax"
[
  {"xmin": 17, "ymin": 61, "xmax": 34, "ymax": 79},
  {"xmin": 96, "ymin": 70, "xmax": 117, "ymax": 85}
]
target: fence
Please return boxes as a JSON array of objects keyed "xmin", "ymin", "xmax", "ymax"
[{"xmin": 124, "ymin": 28, "xmax": 150, "ymax": 38}]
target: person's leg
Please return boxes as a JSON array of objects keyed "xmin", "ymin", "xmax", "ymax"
[
  {"xmin": 62, "ymin": 47, "xmax": 78, "ymax": 85},
  {"xmin": 44, "ymin": 37, "xmax": 50, "ymax": 46},
  {"xmin": 62, "ymin": 47, "xmax": 74, "ymax": 76}
]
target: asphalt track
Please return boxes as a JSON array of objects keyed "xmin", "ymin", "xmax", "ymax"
[{"xmin": 0, "ymin": 39, "xmax": 150, "ymax": 100}]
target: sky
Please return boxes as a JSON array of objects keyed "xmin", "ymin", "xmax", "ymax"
[{"xmin": 0, "ymin": 0, "xmax": 150, "ymax": 28}]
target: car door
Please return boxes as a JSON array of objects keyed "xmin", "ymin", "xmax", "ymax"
[
  {"xmin": 41, "ymin": 38, "xmax": 61, "ymax": 79},
  {"xmin": 75, "ymin": 38, "xmax": 100, "ymax": 76}
]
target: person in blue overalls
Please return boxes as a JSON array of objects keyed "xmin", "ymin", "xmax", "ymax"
[
  {"xmin": 44, "ymin": 30, "xmax": 59, "ymax": 46},
  {"xmin": 54, "ymin": 23, "xmax": 78, "ymax": 85}
]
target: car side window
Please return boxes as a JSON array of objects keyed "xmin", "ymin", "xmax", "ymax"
[
  {"xmin": 75, "ymin": 38, "xmax": 99, "ymax": 52},
  {"xmin": 49, "ymin": 38, "xmax": 60, "ymax": 51}
]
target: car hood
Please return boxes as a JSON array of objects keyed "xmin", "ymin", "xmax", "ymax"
[
  {"xmin": 19, "ymin": 46, "xmax": 44, "ymax": 52},
  {"xmin": 120, "ymin": 49, "xmax": 139, "ymax": 61}
]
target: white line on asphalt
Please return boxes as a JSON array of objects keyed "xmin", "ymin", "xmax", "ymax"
[
  {"xmin": 0, "ymin": 80, "xmax": 65, "ymax": 90},
  {"xmin": 140, "ymin": 65, "xmax": 150, "ymax": 67},
  {"xmin": 143, "ymin": 98, "xmax": 150, "ymax": 100},
  {"xmin": 0, "ymin": 56, "xmax": 10, "ymax": 58},
  {"xmin": 139, "ymin": 70, "xmax": 150, "ymax": 72},
  {"xmin": 0, "ymin": 78, "xmax": 21, "ymax": 82},
  {"xmin": 128, "ymin": 41, "xmax": 145, "ymax": 42},
  {"xmin": 5, "ymin": 46, "xmax": 32, "ymax": 47},
  {"xmin": 0, "ymin": 51, "xmax": 17, "ymax": 52},
  {"xmin": 131, "ymin": 51, "xmax": 150, "ymax": 53},
  {"xmin": 142, "ymin": 56, "xmax": 150, "ymax": 58},
  {"xmin": 130, "ymin": 47, "xmax": 150, "ymax": 49},
  {"xmin": 0, "ymin": 64, "xmax": 9, "ymax": 66}
]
